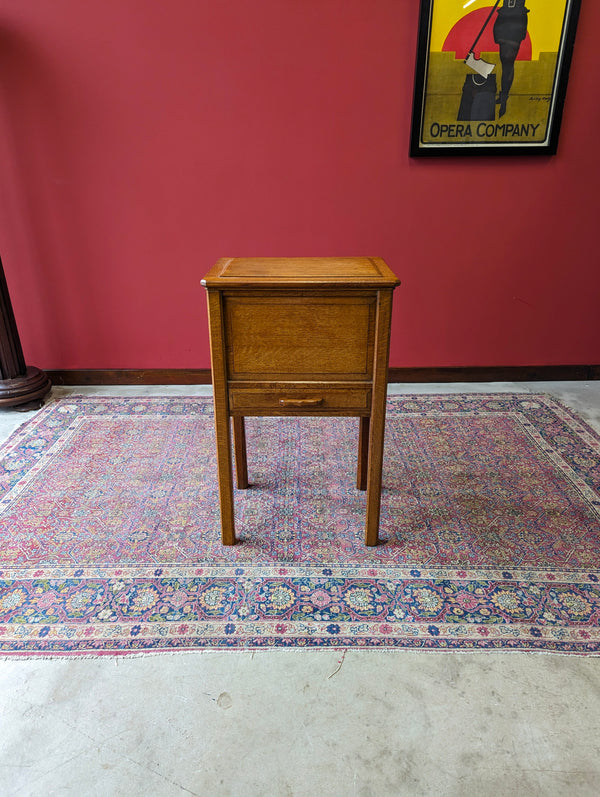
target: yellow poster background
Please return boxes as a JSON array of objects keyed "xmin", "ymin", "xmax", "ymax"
[{"xmin": 430, "ymin": 0, "xmax": 567, "ymax": 60}]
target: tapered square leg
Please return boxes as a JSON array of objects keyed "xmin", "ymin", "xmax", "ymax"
[
  {"xmin": 206, "ymin": 288, "xmax": 237, "ymax": 545},
  {"xmin": 213, "ymin": 406, "xmax": 236, "ymax": 545},
  {"xmin": 364, "ymin": 290, "xmax": 393, "ymax": 546},
  {"xmin": 233, "ymin": 415, "xmax": 249, "ymax": 489},
  {"xmin": 357, "ymin": 416, "xmax": 369, "ymax": 490},
  {"xmin": 364, "ymin": 415, "xmax": 385, "ymax": 547}
]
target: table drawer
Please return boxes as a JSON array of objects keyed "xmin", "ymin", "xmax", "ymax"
[{"xmin": 229, "ymin": 385, "xmax": 371, "ymax": 415}]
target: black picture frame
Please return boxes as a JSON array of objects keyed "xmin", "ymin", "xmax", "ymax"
[{"xmin": 410, "ymin": 0, "xmax": 582, "ymax": 156}]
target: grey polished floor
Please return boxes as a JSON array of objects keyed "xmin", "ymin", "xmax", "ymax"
[{"xmin": 0, "ymin": 382, "xmax": 599, "ymax": 797}]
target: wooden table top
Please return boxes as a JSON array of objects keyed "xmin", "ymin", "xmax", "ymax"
[{"xmin": 202, "ymin": 257, "xmax": 400, "ymax": 289}]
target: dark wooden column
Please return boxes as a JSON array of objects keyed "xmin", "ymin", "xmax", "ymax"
[{"xmin": 0, "ymin": 255, "xmax": 51, "ymax": 409}]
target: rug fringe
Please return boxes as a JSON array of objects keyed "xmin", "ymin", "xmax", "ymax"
[{"xmin": 2, "ymin": 646, "xmax": 599, "ymax": 662}]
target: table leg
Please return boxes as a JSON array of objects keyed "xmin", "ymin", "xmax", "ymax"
[
  {"xmin": 206, "ymin": 289, "xmax": 236, "ymax": 546},
  {"xmin": 233, "ymin": 416, "xmax": 249, "ymax": 489},
  {"xmin": 364, "ymin": 290, "xmax": 393, "ymax": 547},
  {"xmin": 365, "ymin": 411, "xmax": 385, "ymax": 547},
  {"xmin": 213, "ymin": 407, "xmax": 236, "ymax": 545},
  {"xmin": 357, "ymin": 416, "xmax": 369, "ymax": 491}
]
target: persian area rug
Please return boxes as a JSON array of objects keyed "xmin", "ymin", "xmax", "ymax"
[{"xmin": 1, "ymin": 394, "xmax": 599, "ymax": 656}]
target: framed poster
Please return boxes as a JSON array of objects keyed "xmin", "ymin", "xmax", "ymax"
[{"xmin": 410, "ymin": 0, "xmax": 582, "ymax": 156}]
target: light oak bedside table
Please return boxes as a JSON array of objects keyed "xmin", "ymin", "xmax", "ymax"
[{"xmin": 202, "ymin": 257, "xmax": 399, "ymax": 546}]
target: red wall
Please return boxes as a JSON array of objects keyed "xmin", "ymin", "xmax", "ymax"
[{"xmin": 0, "ymin": 0, "xmax": 598, "ymax": 370}]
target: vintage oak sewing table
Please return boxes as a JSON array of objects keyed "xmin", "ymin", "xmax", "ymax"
[{"xmin": 202, "ymin": 257, "xmax": 399, "ymax": 546}]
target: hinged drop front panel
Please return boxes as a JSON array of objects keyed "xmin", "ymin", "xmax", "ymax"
[{"xmin": 224, "ymin": 293, "xmax": 376, "ymax": 382}]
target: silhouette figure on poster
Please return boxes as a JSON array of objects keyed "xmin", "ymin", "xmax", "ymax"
[
  {"xmin": 458, "ymin": 0, "xmax": 530, "ymax": 122},
  {"xmin": 493, "ymin": 0, "xmax": 530, "ymax": 117}
]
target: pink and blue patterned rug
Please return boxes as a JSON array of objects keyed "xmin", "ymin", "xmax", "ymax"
[{"xmin": 0, "ymin": 394, "xmax": 599, "ymax": 656}]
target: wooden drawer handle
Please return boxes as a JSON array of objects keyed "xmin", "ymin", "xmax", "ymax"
[{"xmin": 278, "ymin": 397, "xmax": 324, "ymax": 408}]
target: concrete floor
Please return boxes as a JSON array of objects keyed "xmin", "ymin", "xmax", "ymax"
[{"xmin": 1, "ymin": 382, "xmax": 599, "ymax": 797}]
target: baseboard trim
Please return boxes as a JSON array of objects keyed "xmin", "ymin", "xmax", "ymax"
[
  {"xmin": 47, "ymin": 369, "xmax": 213, "ymax": 386},
  {"xmin": 387, "ymin": 365, "xmax": 600, "ymax": 383},
  {"xmin": 45, "ymin": 365, "xmax": 600, "ymax": 386}
]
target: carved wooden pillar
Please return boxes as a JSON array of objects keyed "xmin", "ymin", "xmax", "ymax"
[{"xmin": 0, "ymin": 255, "xmax": 51, "ymax": 409}]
